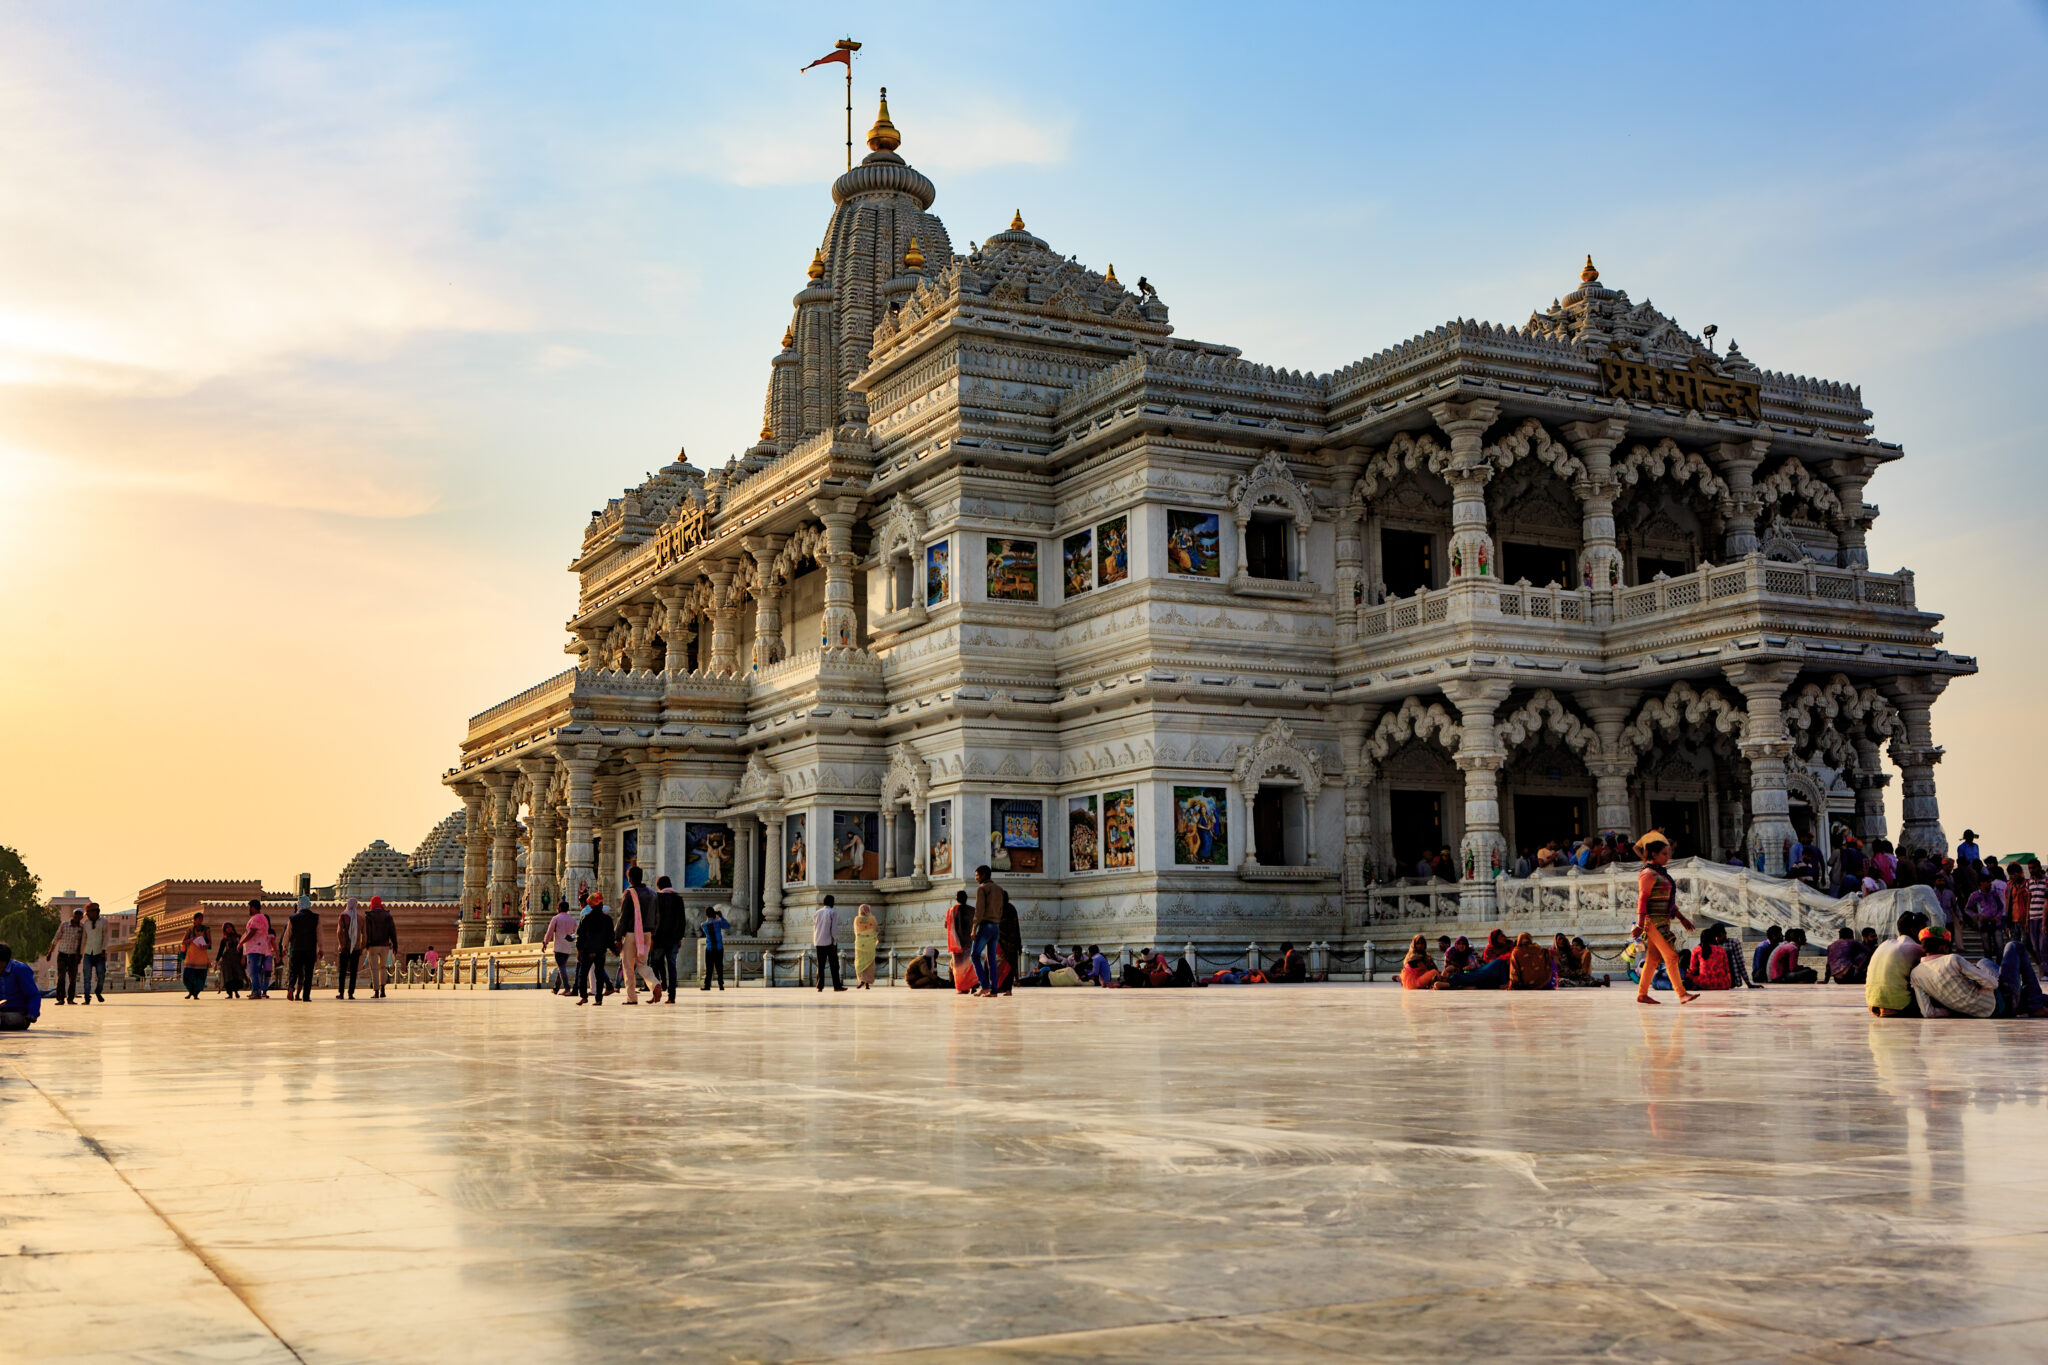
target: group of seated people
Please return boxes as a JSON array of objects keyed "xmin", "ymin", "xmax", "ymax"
[
  {"xmin": 901, "ymin": 942, "xmax": 1313, "ymax": 990},
  {"xmin": 1865, "ymin": 909, "xmax": 2048, "ymax": 1018},
  {"xmin": 1511, "ymin": 835, "xmax": 1640, "ymax": 877},
  {"xmin": 1400, "ymin": 930, "xmax": 1610, "ymax": 991}
]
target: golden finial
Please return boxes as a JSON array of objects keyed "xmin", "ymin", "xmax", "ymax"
[
  {"xmin": 866, "ymin": 87, "xmax": 900, "ymax": 153},
  {"xmin": 761, "ymin": 418, "xmax": 773, "ymax": 441},
  {"xmin": 1105, "ymin": 263, "xmax": 1119, "ymax": 286},
  {"xmin": 781, "ymin": 324, "xmax": 795, "ymax": 349},
  {"xmin": 903, "ymin": 236, "xmax": 925, "ymax": 270},
  {"xmin": 808, "ymin": 249, "xmax": 825, "ymax": 282},
  {"xmin": 1009, "ymin": 209, "xmax": 1025, "ymax": 231},
  {"xmin": 1581, "ymin": 254, "xmax": 1599, "ymax": 284}
]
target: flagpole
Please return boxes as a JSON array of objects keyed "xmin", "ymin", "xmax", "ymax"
[{"xmin": 834, "ymin": 37, "xmax": 862, "ymax": 170}]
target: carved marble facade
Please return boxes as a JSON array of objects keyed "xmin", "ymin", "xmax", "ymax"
[{"xmin": 444, "ymin": 101, "xmax": 1973, "ymax": 950}]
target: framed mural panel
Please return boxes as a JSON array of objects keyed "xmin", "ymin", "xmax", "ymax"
[
  {"xmin": 833, "ymin": 810, "xmax": 880, "ymax": 881},
  {"xmin": 1103, "ymin": 788, "xmax": 1136, "ymax": 868},
  {"xmin": 1097, "ymin": 514, "xmax": 1129, "ymax": 586},
  {"xmin": 925, "ymin": 539, "xmax": 950, "ymax": 607},
  {"xmin": 684, "ymin": 822, "xmax": 735, "ymax": 890},
  {"xmin": 985, "ymin": 538, "xmax": 1039, "ymax": 602},
  {"xmin": 928, "ymin": 799, "xmax": 953, "ymax": 877},
  {"xmin": 1062, "ymin": 530, "xmax": 1093, "ymax": 598},
  {"xmin": 1172, "ymin": 786, "xmax": 1229, "ymax": 866},
  {"xmin": 1067, "ymin": 795, "xmax": 1099, "ymax": 872},
  {"xmin": 784, "ymin": 813, "xmax": 808, "ymax": 884},
  {"xmin": 990, "ymin": 797, "xmax": 1044, "ymax": 874},
  {"xmin": 1166, "ymin": 510, "xmax": 1221, "ymax": 578}
]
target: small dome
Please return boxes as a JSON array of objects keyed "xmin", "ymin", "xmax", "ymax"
[{"xmin": 338, "ymin": 839, "xmax": 421, "ymax": 901}]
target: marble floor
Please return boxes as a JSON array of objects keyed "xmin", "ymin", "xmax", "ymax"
[{"xmin": 5, "ymin": 985, "xmax": 2048, "ymax": 1364}]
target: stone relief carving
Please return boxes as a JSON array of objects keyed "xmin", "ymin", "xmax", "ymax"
[
  {"xmin": 1228, "ymin": 451, "xmax": 1316, "ymax": 528},
  {"xmin": 1233, "ymin": 719, "xmax": 1325, "ymax": 796}
]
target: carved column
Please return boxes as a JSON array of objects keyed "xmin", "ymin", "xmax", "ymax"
[
  {"xmin": 621, "ymin": 602, "xmax": 657, "ymax": 672},
  {"xmin": 657, "ymin": 586, "xmax": 693, "ymax": 675},
  {"xmin": 562, "ymin": 751, "xmax": 600, "ymax": 909},
  {"xmin": 1581, "ymin": 689, "xmax": 1642, "ymax": 840},
  {"xmin": 706, "ymin": 560, "xmax": 742, "ymax": 675},
  {"xmin": 1562, "ymin": 418, "xmax": 1628, "ymax": 610},
  {"xmin": 761, "ymin": 810, "xmax": 785, "ymax": 943},
  {"xmin": 1823, "ymin": 456, "xmax": 1878, "ymax": 570},
  {"xmin": 732, "ymin": 817, "xmax": 755, "ymax": 933},
  {"xmin": 1883, "ymin": 674, "xmax": 1950, "ymax": 856},
  {"xmin": 1332, "ymin": 470, "xmax": 1362, "ymax": 638},
  {"xmin": 1432, "ymin": 398, "xmax": 1501, "ymax": 585},
  {"xmin": 1851, "ymin": 740, "xmax": 1891, "ymax": 843},
  {"xmin": 912, "ymin": 802, "xmax": 927, "ymax": 877},
  {"xmin": 594, "ymin": 777, "xmax": 618, "ymax": 900},
  {"xmin": 812, "ymin": 496, "xmax": 863, "ymax": 649},
  {"xmin": 633, "ymin": 751, "xmax": 663, "ymax": 880},
  {"xmin": 1724, "ymin": 661, "xmax": 1801, "ymax": 875},
  {"xmin": 743, "ymin": 535, "xmax": 788, "ymax": 668},
  {"xmin": 1443, "ymin": 678, "xmax": 1513, "ymax": 913},
  {"xmin": 882, "ymin": 809, "xmax": 898, "ymax": 879},
  {"xmin": 518, "ymin": 757, "xmax": 558, "ymax": 940},
  {"xmin": 484, "ymin": 771, "xmax": 519, "ymax": 941},
  {"xmin": 1336, "ymin": 703, "xmax": 1381, "ymax": 896},
  {"xmin": 456, "ymin": 781, "xmax": 488, "ymax": 948},
  {"xmin": 1715, "ymin": 438, "xmax": 1769, "ymax": 559}
]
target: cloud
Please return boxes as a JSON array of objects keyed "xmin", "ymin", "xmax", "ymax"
[{"xmin": 0, "ymin": 17, "xmax": 527, "ymax": 398}]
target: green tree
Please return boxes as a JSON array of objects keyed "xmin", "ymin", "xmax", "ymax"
[
  {"xmin": 128, "ymin": 916, "xmax": 158, "ymax": 980},
  {"xmin": 0, "ymin": 845, "xmax": 53, "ymax": 961}
]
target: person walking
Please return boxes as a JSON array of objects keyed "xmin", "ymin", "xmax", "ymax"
[
  {"xmin": 971, "ymin": 865, "xmax": 1008, "ymax": 998},
  {"xmin": 997, "ymin": 892, "xmax": 1022, "ymax": 997},
  {"xmin": 699, "ymin": 904, "xmax": 729, "ymax": 991},
  {"xmin": 852, "ymin": 903, "xmax": 879, "ymax": 988},
  {"xmin": 574, "ymin": 895, "xmax": 614, "ymax": 1005},
  {"xmin": 52, "ymin": 908, "xmax": 84, "ymax": 1005},
  {"xmin": 217, "ymin": 921, "xmax": 246, "ymax": 999},
  {"xmin": 241, "ymin": 899, "xmax": 276, "ymax": 1000},
  {"xmin": 80, "ymin": 903, "xmax": 110, "ymax": 1004},
  {"xmin": 335, "ymin": 897, "xmax": 362, "ymax": 1000},
  {"xmin": 363, "ymin": 895, "xmax": 398, "ymax": 998},
  {"xmin": 813, "ymin": 895, "xmax": 844, "ymax": 992},
  {"xmin": 616, "ymin": 866, "xmax": 656, "ymax": 1005},
  {"xmin": 650, "ymin": 875, "xmax": 687, "ymax": 1004},
  {"xmin": 0, "ymin": 943, "xmax": 41, "ymax": 1031},
  {"xmin": 180, "ymin": 913, "xmax": 212, "ymax": 1000},
  {"xmin": 542, "ymin": 899, "xmax": 579, "ymax": 995},
  {"xmin": 285, "ymin": 900, "xmax": 320, "ymax": 1003},
  {"xmin": 1632, "ymin": 832, "xmax": 1699, "ymax": 1005}
]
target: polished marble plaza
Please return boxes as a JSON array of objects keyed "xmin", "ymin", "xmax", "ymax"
[{"xmin": 6, "ymin": 984, "xmax": 2048, "ymax": 1363}]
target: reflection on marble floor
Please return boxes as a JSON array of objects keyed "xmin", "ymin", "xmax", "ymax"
[{"xmin": 5, "ymin": 986, "xmax": 2048, "ymax": 1363}]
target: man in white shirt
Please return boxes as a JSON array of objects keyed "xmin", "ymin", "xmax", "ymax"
[
  {"xmin": 541, "ymin": 902, "xmax": 581, "ymax": 995},
  {"xmin": 813, "ymin": 896, "xmax": 845, "ymax": 992},
  {"xmin": 80, "ymin": 903, "xmax": 109, "ymax": 1004},
  {"xmin": 52, "ymin": 910, "xmax": 85, "ymax": 1005}
]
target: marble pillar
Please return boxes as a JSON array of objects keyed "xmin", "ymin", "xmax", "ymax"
[
  {"xmin": 1562, "ymin": 418, "xmax": 1627, "ymax": 604},
  {"xmin": 706, "ymin": 561, "xmax": 741, "ymax": 676},
  {"xmin": 657, "ymin": 587, "xmax": 693, "ymax": 675},
  {"xmin": 912, "ymin": 803, "xmax": 927, "ymax": 878},
  {"xmin": 1443, "ymin": 678, "xmax": 1513, "ymax": 911},
  {"xmin": 457, "ymin": 782, "xmax": 488, "ymax": 949},
  {"xmin": 1432, "ymin": 398, "xmax": 1500, "ymax": 584},
  {"xmin": 621, "ymin": 602, "xmax": 657, "ymax": 672},
  {"xmin": 1715, "ymin": 438, "xmax": 1769, "ymax": 560},
  {"xmin": 1884, "ymin": 674, "xmax": 1950, "ymax": 856},
  {"xmin": 734, "ymin": 818, "xmax": 756, "ymax": 933},
  {"xmin": 812, "ymin": 497, "xmax": 863, "ymax": 650},
  {"xmin": 562, "ymin": 753, "xmax": 599, "ymax": 908},
  {"xmin": 1825, "ymin": 457, "xmax": 1878, "ymax": 570},
  {"xmin": 518, "ymin": 756, "xmax": 558, "ymax": 941},
  {"xmin": 761, "ymin": 811, "xmax": 785, "ymax": 943},
  {"xmin": 484, "ymin": 771, "xmax": 518, "ymax": 941},
  {"xmin": 1332, "ymin": 472, "xmax": 1360, "ymax": 638},
  {"xmin": 1581, "ymin": 689, "xmax": 1641, "ymax": 840},
  {"xmin": 882, "ymin": 809, "xmax": 898, "ymax": 879},
  {"xmin": 594, "ymin": 779, "xmax": 617, "ymax": 903},
  {"xmin": 742, "ymin": 535, "xmax": 788, "ymax": 668},
  {"xmin": 1724, "ymin": 661, "xmax": 1801, "ymax": 875}
]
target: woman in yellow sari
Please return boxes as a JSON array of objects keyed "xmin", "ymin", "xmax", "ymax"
[{"xmin": 852, "ymin": 903, "xmax": 880, "ymax": 989}]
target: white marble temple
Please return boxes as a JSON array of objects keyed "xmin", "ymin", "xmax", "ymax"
[{"xmin": 5, "ymin": 988, "xmax": 2048, "ymax": 1362}]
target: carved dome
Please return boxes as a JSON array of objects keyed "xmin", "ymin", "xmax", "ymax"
[
  {"xmin": 410, "ymin": 809, "xmax": 466, "ymax": 902},
  {"xmin": 337, "ymin": 839, "xmax": 422, "ymax": 901}
]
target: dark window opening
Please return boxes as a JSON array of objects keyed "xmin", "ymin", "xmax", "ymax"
[
  {"xmin": 1381, "ymin": 529, "xmax": 1436, "ymax": 597},
  {"xmin": 1636, "ymin": 555, "xmax": 1691, "ymax": 584},
  {"xmin": 1512, "ymin": 794, "xmax": 1587, "ymax": 853},
  {"xmin": 1253, "ymin": 789, "xmax": 1285, "ymax": 864},
  {"xmin": 1501, "ymin": 542, "xmax": 1576, "ymax": 589},
  {"xmin": 1390, "ymin": 789, "xmax": 1447, "ymax": 875},
  {"xmin": 1246, "ymin": 516, "xmax": 1290, "ymax": 580},
  {"xmin": 1648, "ymin": 800, "xmax": 1702, "ymax": 859}
]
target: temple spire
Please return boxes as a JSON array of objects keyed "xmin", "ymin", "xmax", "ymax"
[
  {"xmin": 1581, "ymin": 254, "xmax": 1599, "ymax": 284},
  {"xmin": 867, "ymin": 87, "xmax": 901, "ymax": 153}
]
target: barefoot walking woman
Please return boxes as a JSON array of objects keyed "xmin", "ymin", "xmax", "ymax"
[{"xmin": 1634, "ymin": 832, "xmax": 1699, "ymax": 1005}]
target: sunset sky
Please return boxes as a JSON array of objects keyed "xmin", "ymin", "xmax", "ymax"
[{"xmin": 5, "ymin": 2, "xmax": 2047, "ymax": 907}]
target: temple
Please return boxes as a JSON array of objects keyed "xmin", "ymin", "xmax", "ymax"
[{"xmin": 444, "ymin": 93, "xmax": 1973, "ymax": 955}]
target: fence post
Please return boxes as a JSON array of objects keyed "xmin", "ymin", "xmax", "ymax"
[
  {"xmin": 488, "ymin": 955, "xmax": 499, "ymax": 990},
  {"xmin": 1247, "ymin": 941, "xmax": 1262, "ymax": 974},
  {"xmin": 1364, "ymin": 940, "xmax": 1376, "ymax": 981},
  {"xmin": 888, "ymin": 947, "xmax": 898, "ymax": 985},
  {"xmin": 763, "ymin": 950, "xmax": 774, "ymax": 989},
  {"xmin": 1184, "ymin": 942, "xmax": 1196, "ymax": 976}
]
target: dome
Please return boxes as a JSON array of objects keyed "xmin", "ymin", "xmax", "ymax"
[
  {"xmin": 337, "ymin": 839, "xmax": 422, "ymax": 902},
  {"xmin": 410, "ymin": 809, "xmax": 466, "ymax": 902}
]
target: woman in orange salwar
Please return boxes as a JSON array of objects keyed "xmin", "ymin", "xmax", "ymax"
[{"xmin": 1633, "ymin": 832, "xmax": 1699, "ymax": 1005}]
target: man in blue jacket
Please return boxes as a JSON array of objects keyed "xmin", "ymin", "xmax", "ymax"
[{"xmin": 1, "ymin": 942, "xmax": 42, "ymax": 1030}]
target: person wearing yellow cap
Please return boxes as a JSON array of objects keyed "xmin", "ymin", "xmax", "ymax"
[{"xmin": 1631, "ymin": 832, "xmax": 1699, "ymax": 1005}]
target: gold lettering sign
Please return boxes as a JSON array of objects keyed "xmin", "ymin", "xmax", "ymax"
[
  {"xmin": 1602, "ymin": 344, "xmax": 1762, "ymax": 421},
  {"xmin": 653, "ymin": 503, "xmax": 708, "ymax": 566}
]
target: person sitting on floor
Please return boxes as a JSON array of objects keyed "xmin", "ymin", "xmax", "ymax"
[
  {"xmin": 1553, "ymin": 933, "xmax": 1608, "ymax": 987},
  {"xmin": 1505, "ymin": 932, "xmax": 1554, "ymax": 990},
  {"xmin": 1400, "ymin": 934, "xmax": 1439, "ymax": 990},
  {"xmin": 1866, "ymin": 911, "xmax": 1930, "ymax": 1017},
  {"xmin": 1825, "ymin": 927, "xmax": 1866, "ymax": 985},
  {"xmin": 1688, "ymin": 925, "xmax": 1739, "ymax": 990},
  {"xmin": 1442, "ymin": 935, "xmax": 1477, "ymax": 976},
  {"xmin": 1480, "ymin": 929, "xmax": 1514, "ymax": 964},
  {"xmin": 1769, "ymin": 928, "xmax": 1819, "ymax": 984},
  {"xmin": 1751, "ymin": 925, "xmax": 1783, "ymax": 984},
  {"xmin": 905, "ymin": 947, "xmax": 950, "ymax": 990},
  {"xmin": 1908, "ymin": 929, "xmax": 1999, "ymax": 1018},
  {"xmin": 0, "ymin": 943, "xmax": 41, "ymax": 1032},
  {"xmin": 1270, "ymin": 942, "xmax": 1308, "ymax": 983}
]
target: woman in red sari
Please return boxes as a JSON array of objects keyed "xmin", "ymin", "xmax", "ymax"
[
  {"xmin": 947, "ymin": 890, "xmax": 977, "ymax": 993},
  {"xmin": 1633, "ymin": 832, "xmax": 1699, "ymax": 1005}
]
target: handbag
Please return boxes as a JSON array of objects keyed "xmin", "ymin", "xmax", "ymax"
[{"xmin": 1048, "ymin": 966, "xmax": 1082, "ymax": 987}]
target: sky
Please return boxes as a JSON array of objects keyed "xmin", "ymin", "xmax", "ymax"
[{"xmin": 4, "ymin": 2, "xmax": 2048, "ymax": 907}]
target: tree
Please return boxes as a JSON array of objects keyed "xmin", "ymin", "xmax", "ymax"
[
  {"xmin": 128, "ymin": 917, "xmax": 158, "ymax": 980},
  {"xmin": 0, "ymin": 845, "xmax": 53, "ymax": 961}
]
